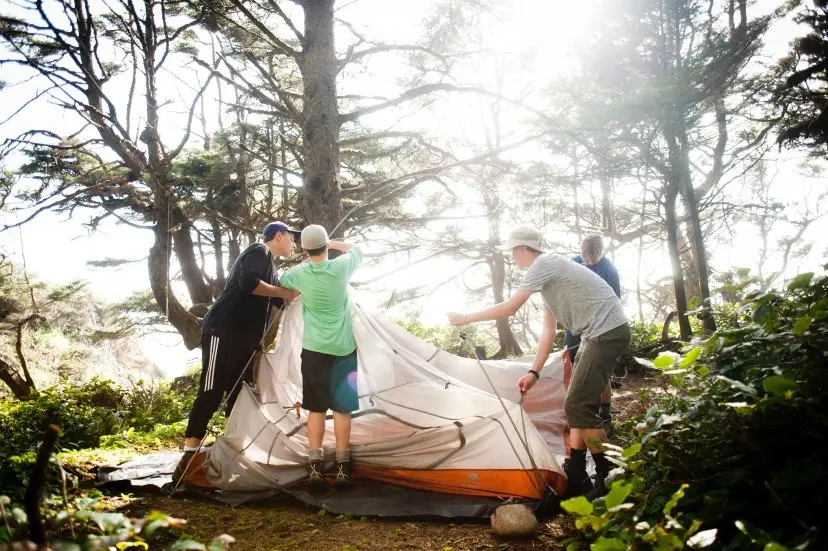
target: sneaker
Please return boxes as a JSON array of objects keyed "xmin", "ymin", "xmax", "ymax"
[
  {"xmin": 584, "ymin": 475, "xmax": 608, "ymax": 501},
  {"xmin": 333, "ymin": 460, "xmax": 352, "ymax": 487},
  {"xmin": 307, "ymin": 460, "xmax": 329, "ymax": 494},
  {"xmin": 171, "ymin": 451, "xmax": 195, "ymax": 485}
]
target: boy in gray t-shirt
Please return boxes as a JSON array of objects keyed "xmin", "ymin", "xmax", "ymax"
[{"xmin": 447, "ymin": 224, "xmax": 630, "ymax": 501}]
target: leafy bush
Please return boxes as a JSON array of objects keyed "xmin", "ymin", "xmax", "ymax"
[
  {"xmin": 0, "ymin": 378, "xmax": 198, "ymax": 497},
  {"xmin": 99, "ymin": 421, "xmax": 189, "ymax": 452},
  {"xmin": 0, "ymin": 380, "xmax": 122, "ymax": 454},
  {"xmin": 628, "ymin": 321, "xmax": 664, "ymax": 350},
  {"xmin": 562, "ymin": 269, "xmax": 828, "ymax": 550},
  {"xmin": 115, "ymin": 379, "xmax": 197, "ymax": 433}
]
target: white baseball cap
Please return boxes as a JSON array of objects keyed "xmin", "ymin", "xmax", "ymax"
[
  {"xmin": 499, "ymin": 224, "xmax": 545, "ymax": 251},
  {"xmin": 300, "ymin": 224, "xmax": 330, "ymax": 250}
]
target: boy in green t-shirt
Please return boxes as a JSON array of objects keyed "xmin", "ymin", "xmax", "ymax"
[{"xmin": 279, "ymin": 224, "xmax": 363, "ymax": 493}]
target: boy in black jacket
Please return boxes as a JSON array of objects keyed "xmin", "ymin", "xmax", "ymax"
[{"xmin": 172, "ymin": 222, "xmax": 300, "ymax": 483}]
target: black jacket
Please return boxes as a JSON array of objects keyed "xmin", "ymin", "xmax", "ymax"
[{"xmin": 201, "ymin": 243, "xmax": 284, "ymax": 350}]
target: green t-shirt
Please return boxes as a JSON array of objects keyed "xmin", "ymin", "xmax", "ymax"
[{"xmin": 279, "ymin": 247, "xmax": 363, "ymax": 356}]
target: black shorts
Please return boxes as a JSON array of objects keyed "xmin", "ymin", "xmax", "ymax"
[{"xmin": 301, "ymin": 348, "xmax": 359, "ymax": 413}]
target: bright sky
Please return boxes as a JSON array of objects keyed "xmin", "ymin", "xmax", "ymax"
[{"xmin": 1, "ymin": 0, "xmax": 826, "ymax": 377}]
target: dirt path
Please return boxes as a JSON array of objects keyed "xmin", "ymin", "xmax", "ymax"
[
  {"xmin": 118, "ymin": 372, "xmax": 653, "ymax": 550},
  {"xmin": 123, "ymin": 494, "xmax": 575, "ymax": 550}
]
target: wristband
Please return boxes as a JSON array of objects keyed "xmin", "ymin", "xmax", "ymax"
[{"xmin": 528, "ymin": 369, "xmax": 540, "ymax": 380}]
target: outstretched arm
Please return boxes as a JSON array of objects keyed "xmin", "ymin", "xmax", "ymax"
[
  {"xmin": 447, "ymin": 290, "xmax": 533, "ymax": 325},
  {"xmin": 239, "ymin": 247, "xmax": 299, "ymax": 301},
  {"xmin": 251, "ymin": 281, "xmax": 299, "ymax": 300},
  {"xmin": 329, "ymin": 240, "xmax": 356, "ymax": 253}
]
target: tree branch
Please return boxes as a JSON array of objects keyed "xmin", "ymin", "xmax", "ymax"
[
  {"xmin": 169, "ymin": 73, "xmax": 214, "ymax": 159},
  {"xmin": 15, "ymin": 314, "xmax": 44, "ymax": 393},
  {"xmin": 228, "ymin": 0, "xmax": 299, "ymax": 59},
  {"xmin": 339, "ymin": 43, "xmax": 444, "ymax": 69},
  {"xmin": 264, "ymin": 0, "xmax": 303, "ymax": 42}
]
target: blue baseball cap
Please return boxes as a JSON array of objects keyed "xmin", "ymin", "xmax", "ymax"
[{"xmin": 262, "ymin": 221, "xmax": 301, "ymax": 239}]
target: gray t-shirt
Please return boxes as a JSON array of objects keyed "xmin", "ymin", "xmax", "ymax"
[{"xmin": 519, "ymin": 252, "xmax": 627, "ymax": 341}]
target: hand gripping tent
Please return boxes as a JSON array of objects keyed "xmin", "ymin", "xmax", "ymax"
[{"xmin": 180, "ymin": 298, "xmax": 568, "ymax": 508}]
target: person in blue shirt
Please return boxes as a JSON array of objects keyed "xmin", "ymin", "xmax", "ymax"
[{"xmin": 564, "ymin": 235, "xmax": 621, "ymax": 430}]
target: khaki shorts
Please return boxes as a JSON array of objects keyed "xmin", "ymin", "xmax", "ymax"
[{"xmin": 565, "ymin": 323, "xmax": 631, "ymax": 429}]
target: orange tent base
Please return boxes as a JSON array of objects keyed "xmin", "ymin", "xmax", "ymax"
[
  {"xmin": 355, "ymin": 466, "xmax": 566, "ymax": 499},
  {"xmin": 183, "ymin": 452, "xmax": 567, "ymax": 499}
]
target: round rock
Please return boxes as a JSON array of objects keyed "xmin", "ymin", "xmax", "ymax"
[{"xmin": 490, "ymin": 503, "xmax": 538, "ymax": 537}]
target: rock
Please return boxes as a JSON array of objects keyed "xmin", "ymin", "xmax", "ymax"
[{"xmin": 490, "ymin": 503, "xmax": 538, "ymax": 537}]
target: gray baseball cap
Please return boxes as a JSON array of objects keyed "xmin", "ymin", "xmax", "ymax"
[
  {"xmin": 300, "ymin": 224, "xmax": 330, "ymax": 250},
  {"xmin": 499, "ymin": 224, "xmax": 545, "ymax": 251}
]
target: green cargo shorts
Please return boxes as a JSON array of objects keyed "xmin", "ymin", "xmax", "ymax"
[{"xmin": 565, "ymin": 323, "xmax": 631, "ymax": 429}]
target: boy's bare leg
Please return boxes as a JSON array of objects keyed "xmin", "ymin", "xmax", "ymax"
[
  {"xmin": 571, "ymin": 427, "xmax": 607, "ymax": 454},
  {"xmin": 333, "ymin": 412, "xmax": 352, "ymax": 450},
  {"xmin": 305, "ymin": 411, "xmax": 328, "ymax": 493},
  {"xmin": 307, "ymin": 412, "xmax": 326, "ymax": 449}
]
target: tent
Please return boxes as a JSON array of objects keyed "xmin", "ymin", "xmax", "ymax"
[
  {"xmin": 101, "ymin": 298, "xmax": 569, "ymax": 516},
  {"xmin": 186, "ymin": 297, "xmax": 566, "ymax": 494}
]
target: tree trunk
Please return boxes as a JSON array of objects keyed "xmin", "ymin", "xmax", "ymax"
[
  {"xmin": 664, "ymin": 184, "xmax": 693, "ymax": 340},
  {"xmin": 676, "ymin": 117, "xmax": 717, "ymax": 333},
  {"xmin": 299, "ymin": 0, "xmax": 343, "ymax": 233},
  {"xmin": 173, "ymin": 218, "xmax": 214, "ymax": 305},
  {"xmin": 228, "ymin": 230, "xmax": 241, "ymax": 269},
  {"xmin": 212, "ymin": 228, "xmax": 225, "ymax": 296},
  {"xmin": 489, "ymin": 253, "xmax": 523, "ymax": 359},
  {"xmin": 142, "ymin": 5, "xmax": 202, "ymax": 346},
  {"xmin": 0, "ymin": 357, "xmax": 33, "ymax": 398},
  {"xmin": 679, "ymin": 229, "xmax": 701, "ymax": 302},
  {"xmin": 636, "ymin": 181, "xmax": 648, "ymax": 322},
  {"xmin": 682, "ymin": 193, "xmax": 716, "ymax": 333},
  {"xmin": 149, "ymin": 196, "xmax": 202, "ymax": 350}
]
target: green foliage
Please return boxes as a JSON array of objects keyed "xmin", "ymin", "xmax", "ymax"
[
  {"xmin": 0, "ymin": 493, "xmax": 234, "ymax": 550},
  {"xmin": 0, "ymin": 378, "xmax": 197, "ymax": 497},
  {"xmin": 394, "ymin": 319, "xmax": 496, "ymax": 357},
  {"xmin": 776, "ymin": 0, "xmax": 828, "ymax": 155},
  {"xmin": 563, "ymin": 268, "xmax": 828, "ymax": 550},
  {"xmin": 99, "ymin": 421, "xmax": 189, "ymax": 452},
  {"xmin": 628, "ymin": 321, "xmax": 664, "ymax": 350}
]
